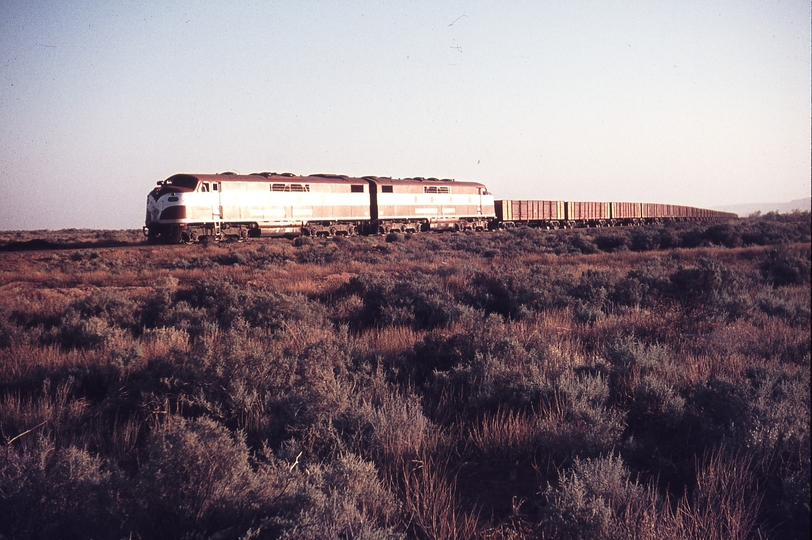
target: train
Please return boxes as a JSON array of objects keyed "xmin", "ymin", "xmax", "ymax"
[{"xmin": 144, "ymin": 172, "xmax": 736, "ymax": 243}]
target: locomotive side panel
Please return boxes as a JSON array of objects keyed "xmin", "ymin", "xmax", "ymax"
[
  {"xmin": 369, "ymin": 178, "xmax": 494, "ymax": 231},
  {"xmin": 220, "ymin": 177, "xmax": 370, "ymax": 225}
]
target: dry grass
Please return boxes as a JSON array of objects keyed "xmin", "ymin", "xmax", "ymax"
[
  {"xmin": 0, "ymin": 217, "xmax": 808, "ymax": 539},
  {"xmin": 360, "ymin": 325, "xmax": 426, "ymax": 356}
]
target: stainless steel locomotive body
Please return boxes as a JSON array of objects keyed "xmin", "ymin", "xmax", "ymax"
[
  {"xmin": 145, "ymin": 172, "xmax": 371, "ymax": 242},
  {"xmin": 367, "ymin": 177, "xmax": 495, "ymax": 233},
  {"xmin": 145, "ymin": 172, "xmax": 496, "ymax": 242}
]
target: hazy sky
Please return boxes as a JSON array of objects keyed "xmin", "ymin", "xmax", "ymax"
[{"xmin": 1, "ymin": 0, "xmax": 809, "ymax": 230}]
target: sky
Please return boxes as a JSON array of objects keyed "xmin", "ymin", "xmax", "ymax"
[{"xmin": 1, "ymin": 0, "xmax": 809, "ymax": 230}]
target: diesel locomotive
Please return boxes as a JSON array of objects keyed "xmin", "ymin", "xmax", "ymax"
[
  {"xmin": 144, "ymin": 171, "xmax": 735, "ymax": 243},
  {"xmin": 145, "ymin": 172, "xmax": 494, "ymax": 243}
]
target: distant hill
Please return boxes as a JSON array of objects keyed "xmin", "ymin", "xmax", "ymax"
[{"xmin": 713, "ymin": 197, "xmax": 811, "ymax": 217}]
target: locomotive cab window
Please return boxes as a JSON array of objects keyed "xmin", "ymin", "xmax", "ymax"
[
  {"xmin": 200, "ymin": 183, "xmax": 210, "ymax": 192},
  {"xmin": 382, "ymin": 185, "xmax": 394, "ymax": 193}
]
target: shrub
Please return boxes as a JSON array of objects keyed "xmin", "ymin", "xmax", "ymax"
[
  {"xmin": 668, "ymin": 259, "xmax": 724, "ymax": 303},
  {"xmin": 540, "ymin": 453, "xmax": 647, "ymax": 540},
  {"xmin": 629, "ymin": 228, "xmax": 660, "ymax": 251},
  {"xmin": 334, "ymin": 273, "xmax": 462, "ymax": 330},
  {"xmin": 703, "ymin": 223, "xmax": 742, "ymax": 248},
  {"xmin": 594, "ymin": 232, "xmax": 630, "ymax": 252},
  {"xmin": 657, "ymin": 227, "xmax": 680, "ymax": 249},
  {"xmin": 69, "ymin": 289, "xmax": 138, "ymax": 330},
  {"xmin": 386, "ymin": 232, "xmax": 405, "ymax": 243},
  {"xmin": 279, "ymin": 453, "xmax": 403, "ymax": 540},
  {"xmin": 570, "ymin": 234, "xmax": 600, "ymax": 254},
  {"xmin": 138, "ymin": 276, "xmax": 179, "ymax": 329},
  {"xmin": 135, "ymin": 416, "xmax": 260, "ymax": 538},
  {"xmin": 537, "ymin": 371, "xmax": 626, "ymax": 462},
  {"xmin": 1, "ymin": 215, "xmax": 809, "ymax": 538},
  {"xmin": 56, "ymin": 310, "xmax": 124, "ymax": 350},
  {"xmin": 175, "ymin": 277, "xmax": 240, "ymax": 327},
  {"xmin": 609, "ymin": 276, "xmax": 646, "ymax": 308},
  {"xmin": 686, "ymin": 376, "xmax": 751, "ymax": 450},
  {"xmin": 0, "ymin": 305, "xmax": 24, "ymax": 348},
  {"xmin": 0, "ymin": 436, "xmax": 121, "ymax": 540},
  {"xmin": 242, "ymin": 290, "xmax": 325, "ymax": 332},
  {"xmin": 760, "ymin": 247, "xmax": 811, "ymax": 287},
  {"xmin": 467, "ymin": 272, "xmax": 541, "ymax": 321},
  {"xmin": 569, "ymin": 270, "xmax": 613, "ymax": 322},
  {"xmin": 294, "ymin": 235, "xmax": 314, "ymax": 247},
  {"xmin": 756, "ymin": 289, "xmax": 811, "ymax": 326}
]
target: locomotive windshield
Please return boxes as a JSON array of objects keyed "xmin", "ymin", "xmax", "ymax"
[{"xmin": 162, "ymin": 174, "xmax": 199, "ymax": 190}]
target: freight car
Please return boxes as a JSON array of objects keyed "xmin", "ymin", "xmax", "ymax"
[
  {"xmin": 144, "ymin": 172, "xmax": 495, "ymax": 243},
  {"xmin": 494, "ymin": 199, "xmax": 735, "ymax": 229}
]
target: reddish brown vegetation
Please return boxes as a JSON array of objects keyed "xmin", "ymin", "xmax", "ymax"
[{"xmin": 0, "ymin": 213, "xmax": 809, "ymax": 539}]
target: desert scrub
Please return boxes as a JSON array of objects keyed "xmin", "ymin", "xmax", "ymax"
[
  {"xmin": 540, "ymin": 453, "xmax": 650, "ymax": 540},
  {"xmin": 332, "ymin": 271, "xmax": 464, "ymax": 330},
  {"xmin": 0, "ymin": 436, "xmax": 122, "ymax": 540},
  {"xmin": 0, "ymin": 214, "xmax": 809, "ymax": 539}
]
